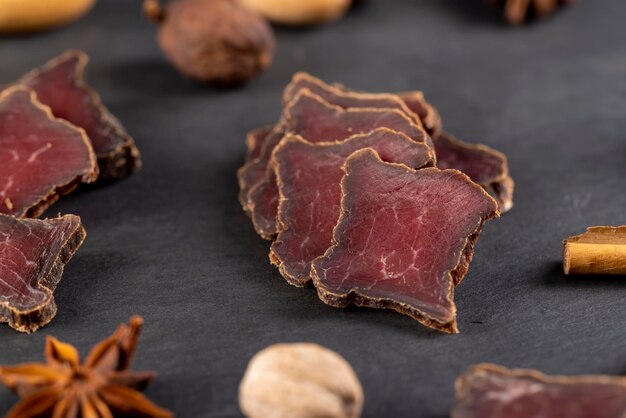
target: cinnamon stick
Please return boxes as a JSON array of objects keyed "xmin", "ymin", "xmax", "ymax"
[{"xmin": 563, "ymin": 226, "xmax": 626, "ymax": 275}]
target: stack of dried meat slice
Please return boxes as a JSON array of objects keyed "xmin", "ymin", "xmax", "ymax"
[
  {"xmin": 0, "ymin": 51, "xmax": 139, "ymax": 332},
  {"xmin": 238, "ymin": 73, "xmax": 508, "ymax": 333}
]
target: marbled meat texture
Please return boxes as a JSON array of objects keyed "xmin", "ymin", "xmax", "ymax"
[
  {"xmin": 270, "ymin": 128, "xmax": 435, "ymax": 287},
  {"xmin": 244, "ymin": 90, "xmax": 430, "ymax": 239},
  {"xmin": 0, "ymin": 87, "xmax": 98, "ymax": 218},
  {"xmin": 453, "ymin": 364, "xmax": 626, "ymax": 418},
  {"xmin": 284, "ymin": 73, "xmax": 512, "ymax": 212},
  {"xmin": 14, "ymin": 50, "xmax": 141, "ymax": 179},
  {"xmin": 0, "ymin": 214, "xmax": 86, "ymax": 333},
  {"xmin": 311, "ymin": 149, "xmax": 499, "ymax": 333}
]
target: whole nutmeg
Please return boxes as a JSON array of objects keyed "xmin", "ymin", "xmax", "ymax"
[
  {"xmin": 239, "ymin": 343, "xmax": 364, "ymax": 418},
  {"xmin": 237, "ymin": 0, "xmax": 352, "ymax": 26},
  {"xmin": 144, "ymin": 0, "xmax": 275, "ymax": 86}
]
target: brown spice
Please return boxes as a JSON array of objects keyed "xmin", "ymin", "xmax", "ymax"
[
  {"xmin": 563, "ymin": 226, "xmax": 626, "ymax": 275},
  {"xmin": 144, "ymin": 0, "xmax": 275, "ymax": 86},
  {"xmin": 0, "ymin": 316, "xmax": 173, "ymax": 418},
  {"xmin": 239, "ymin": 343, "xmax": 363, "ymax": 418},
  {"xmin": 493, "ymin": 0, "xmax": 574, "ymax": 25}
]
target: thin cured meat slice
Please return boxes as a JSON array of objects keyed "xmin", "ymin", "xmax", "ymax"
[
  {"xmin": 0, "ymin": 214, "xmax": 86, "ymax": 333},
  {"xmin": 13, "ymin": 50, "xmax": 141, "ymax": 179},
  {"xmin": 244, "ymin": 90, "xmax": 431, "ymax": 239},
  {"xmin": 435, "ymin": 132, "xmax": 514, "ymax": 212},
  {"xmin": 453, "ymin": 364, "xmax": 626, "ymax": 418},
  {"xmin": 0, "ymin": 87, "xmax": 98, "ymax": 218},
  {"xmin": 396, "ymin": 90, "xmax": 442, "ymax": 138},
  {"xmin": 245, "ymin": 125, "xmax": 273, "ymax": 162},
  {"xmin": 283, "ymin": 72, "xmax": 426, "ymax": 128},
  {"xmin": 270, "ymin": 128, "xmax": 435, "ymax": 287},
  {"xmin": 281, "ymin": 73, "xmax": 512, "ymax": 211},
  {"xmin": 311, "ymin": 149, "xmax": 499, "ymax": 333},
  {"xmin": 238, "ymin": 125, "xmax": 273, "ymax": 207}
]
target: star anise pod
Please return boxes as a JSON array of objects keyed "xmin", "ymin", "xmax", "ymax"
[
  {"xmin": 0, "ymin": 316, "xmax": 173, "ymax": 418},
  {"xmin": 493, "ymin": 0, "xmax": 573, "ymax": 24}
]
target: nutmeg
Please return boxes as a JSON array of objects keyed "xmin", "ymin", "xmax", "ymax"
[
  {"xmin": 237, "ymin": 0, "xmax": 352, "ymax": 26},
  {"xmin": 144, "ymin": 0, "xmax": 275, "ymax": 86},
  {"xmin": 239, "ymin": 343, "xmax": 364, "ymax": 418}
]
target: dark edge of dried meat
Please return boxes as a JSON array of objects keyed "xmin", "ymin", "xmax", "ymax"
[
  {"xmin": 0, "ymin": 86, "xmax": 99, "ymax": 218},
  {"xmin": 268, "ymin": 133, "xmax": 312, "ymax": 287},
  {"xmin": 286, "ymin": 72, "xmax": 429, "ymax": 131},
  {"xmin": 0, "ymin": 215, "xmax": 86, "ymax": 333},
  {"xmin": 311, "ymin": 149, "xmax": 499, "ymax": 334},
  {"xmin": 396, "ymin": 90, "xmax": 443, "ymax": 138},
  {"xmin": 452, "ymin": 363, "xmax": 626, "ymax": 418},
  {"xmin": 237, "ymin": 122, "xmax": 286, "ymax": 215},
  {"xmin": 16, "ymin": 50, "xmax": 142, "ymax": 180},
  {"xmin": 246, "ymin": 89, "xmax": 434, "ymax": 240},
  {"xmin": 269, "ymin": 129, "xmax": 436, "ymax": 287},
  {"xmin": 245, "ymin": 125, "xmax": 274, "ymax": 162},
  {"xmin": 437, "ymin": 132, "xmax": 515, "ymax": 213}
]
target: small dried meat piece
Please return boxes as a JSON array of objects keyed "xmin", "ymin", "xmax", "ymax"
[
  {"xmin": 435, "ymin": 132, "xmax": 514, "ymax": 212},
  {"xmin": 453, "ymin": 363, "xmax": 626, "ymax": 418},
  {"xmin": 270, "ymin": 128, "xmax": 435, "ymax": 287},
  {"xmin": 311, "ymin": 149, "xmax": 498, "ymax": 333},
  {"xmin": 246, "ymin": 125, "xmax": 273, "ymax": 162},
  {"xmin": 0, "ymin": 87, "xmax": 98, "ymax": 218},
  {"xmin": 245, "ymin": 90, "xmax": 431, "ymax": 239},
  {"xmin": 396, "ymin": 90, "xmax": 443, "ymax": 138},
  {"xmin": 13, "ymin": 50, "xmax": 141, "ymax": 179},
  {"xmin": 0, "ymin": 214, "xmax": 86, "ymax": 333}
]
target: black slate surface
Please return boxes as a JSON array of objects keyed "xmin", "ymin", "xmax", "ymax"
[{"xmin": 1, "ymin": 1, "xmax": 625, "ymax": 417}]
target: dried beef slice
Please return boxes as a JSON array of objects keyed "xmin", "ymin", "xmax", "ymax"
[
  {"xmin": 13, "ymin": 50, "xmax": 141, "ymax": 179},
  {"xmin": 270, "ymin": 128, "xmax": 435, "ymax": 287},
  {"xmin": 0, "ymin": 214, "xmax": 86, "ymax": 333},
  {"xmin": 435, "ymin": 132, "xmax": 514, "ymax": 212},
  {"xmin": 237, "ymin": 72, "xmax": 436, "ymax": 218},
  {"xmin": 285, "ymin": 73, "xmax": 513, "ymax": 212},
  {"xmin": 245, "ymin": 125, "xmax": 273, "ymax": 162},
  {"xmin": 283, "ymin": 72, "xmax": 427, "ymax": 130},
  {"xmin": 453, "ymin": 364, "xmax": 626, "ymax": 418},
  {"xmin": 0, "ymin": 87, "xmax": 98, "ymax": 218},
  {"xmin": 311, "ymin": 149, "xmax": 499, "ymax": 333},
  {"xmin": 246, "ymin": 90, "xmax": 430, "ymax": 239}
]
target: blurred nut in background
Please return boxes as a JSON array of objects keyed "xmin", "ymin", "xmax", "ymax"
[
  {"xmin": 144, "ymin": 0, "xmax": 275, "ymax": 86},
  {"xmin": 0, "ymin": 0, "xmax": 96, "ymax": 34},
  {"xmin": 237, "ymin": 0, "xmax": 352, "ymax": 26},
  {"xmin": 239, "ymin": 343, "xmax": 364, "ymax": 418}
]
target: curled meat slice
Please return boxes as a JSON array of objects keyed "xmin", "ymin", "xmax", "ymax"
[
  {"xmin": 0, "ymin": 214, "xmax": 86, "ymax": 333},
  {"xmin": 311, "ymin": 149, "xmax": 499, "ymax": 333},
  {"xmin": 453, "ymin": 363, "xmax": 626, "ymax": 418},
  {"xmin": 0, "ymin": 87, "xmax": 98, "ymax": 218},
  {"xmin": 13, "ymin": 50, "xmax": 141, "ymax": 179},
  {"xmin": 243, "ymin": 90, "xmax": 430, "ymax": 239},
  {"xmin": 270, "ymin": 128, "xmax": 434, "ymax": 287}
]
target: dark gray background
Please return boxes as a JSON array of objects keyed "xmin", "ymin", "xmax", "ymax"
[{"xmin": 1, "ymin": 0, "xmax": 625, "ymax": 416}]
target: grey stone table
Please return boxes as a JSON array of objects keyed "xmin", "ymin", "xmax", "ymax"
[{"xmin": 1, "ymin": 0, "xmax": 625, "ymax": 416}]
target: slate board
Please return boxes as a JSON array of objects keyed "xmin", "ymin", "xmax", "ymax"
[{"xmin": 1, "ymin": 0, "xmax": 626, "ymax": 417}]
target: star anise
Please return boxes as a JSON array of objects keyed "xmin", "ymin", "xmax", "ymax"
[
  {"xmin": 493, "ymin": 0, "xmax": 573, "ymax": 24},
  {"xmin": 0, "ymin": 316, "xmax": 173, "ymax": 418}
]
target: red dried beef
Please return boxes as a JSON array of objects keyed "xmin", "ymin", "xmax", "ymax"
[
  {"xmin": 0, "ymin": 87, "xmax": 98, "ymax": 218},
  {"xmin": 269, "ymin": 128, "xmax": 434, "ymax": 287},
  {"xmin": 311, "ymin": 149, "xmax": 499, "ymax": 333}
]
